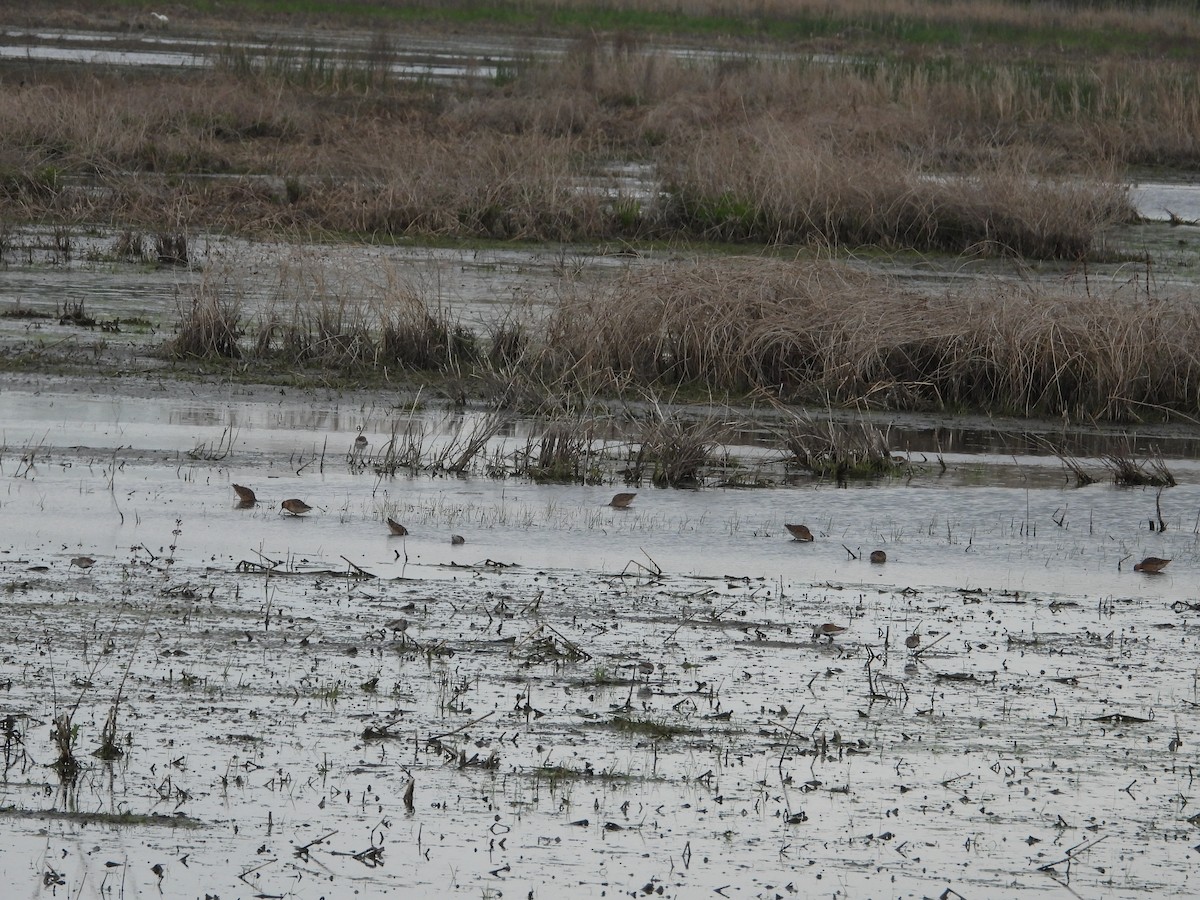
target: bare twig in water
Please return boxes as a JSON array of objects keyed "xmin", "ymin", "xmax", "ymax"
[
  {"xmin": 912, "ymin": 632, "xmax": 950, "ymax": 659},
  {"xmin": 1037, "ymin": 834, "xmax": 1109, "ymax": 872}
]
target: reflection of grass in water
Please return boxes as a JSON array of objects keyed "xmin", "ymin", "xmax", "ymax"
[
  {"xmin": 610, "ymin": 716, "xmax": 693, "ymax": 739},
  {"xmin": 0, "ymin": 807, "xmax": 202, "ymax": 827}
]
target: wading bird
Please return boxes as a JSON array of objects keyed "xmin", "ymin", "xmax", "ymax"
[
  {"xmin": 1133, "ymin": 556, "xmax": 1170, "ymax": 573},
  {"xmin": 813, "ymin": 622, "xmax": 847, "ymax": 642},
  {"xmin": 609, "ymin": 492, "xmax": 637, "ymax": 509},
  {"xmin": 450, "ymin": 534, "xmax": 465, "ymax": 545},
  {"xmin": 386, "ymin": 517, "xmax": 408, "ymax": 536},
  {"xmin": 870, "ymin": 549, "xmax": 887, "ymax": 563},
  {"xmin": 281, "ymin": 498, "xmax": 313, "ymax": 516},
  {"xmin": 232, "ymin": 484, "xmax": 256, "ymax": 505},
  {"xmin": 785, "ymin": 523, "xmax": 814, "ymax": 542},
  {"xmin": 70, "ymin": 556, "xmax": 95, "ymax": 570}
]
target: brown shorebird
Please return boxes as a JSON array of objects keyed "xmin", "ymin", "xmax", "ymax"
[
  {"xmin": 450, "ymin": 534, "xmax": 465, "ymax": 545},
  {"xmin": 385, "ymin": 617, "xmax": 420, "ymax": 648},
  {"xmin": 386, "ymin": 517, "xmax": 408, "ymax": 536},
  {"xmin": 813, "ymin": 622, "xmax": 847, "ymax": 642},
  {"xmin": 232, "ymin": 484, "xmax": 257, "ymax": 506},
  {"xmin": 905, "ymin": 633, "xmax": 921, "ymax": 650},
  {"xmin": 609, "ymin": 492, "xmax": 637, "ymax": 509},
  {"xmin": 870, "ymin": 549, "xmax": 887, "ymax": 564},
  {"xmin": 70, "ymin": 556, "xmax": 96, "ymax": 570},
  {"xmin": 1133, "ymin": 556, "xmax": 1170, "ymax": 573},
  {"xmin": 354, "ymin": 434, "xmax": 368, "ymax": 449},
  {"xmin": 281, "ymin": 498, "xmax": 313, "ymax": 516},
  {"xmin": 785, "ymin": 523, "xmax": 814, "ymax": 542}
]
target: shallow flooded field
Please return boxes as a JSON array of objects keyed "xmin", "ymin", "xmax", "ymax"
[
  {"xmin": 6, "ymin": 5, "xmax": 1200, "ymax": 894},
  {"xmin": 1, "ymin": 377, "xmax": 1199, "ymax": 898}
]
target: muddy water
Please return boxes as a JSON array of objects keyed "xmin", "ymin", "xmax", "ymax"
[{"xmin": 1, "ymin": 378, "xmax": 1198, "ymax": 897}]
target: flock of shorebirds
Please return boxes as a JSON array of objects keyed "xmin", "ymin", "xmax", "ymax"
[
  {"xmin": 227, "ymin": 482, "xmax": 1173, "ymax": 645},
  {"xmin": 229, "ymin": 485, "xmax": 643, "ymax": 545}
]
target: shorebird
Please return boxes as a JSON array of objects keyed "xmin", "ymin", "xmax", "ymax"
[
  {"xmin": 905, "ymin": 633, "xmax": 921, "ymax": 650},
  {"xmin": 354, "ymin": 434, "xmax": 368, "ymax": 449},
  {"xmin": 281, "ymin": 498, "xmax": 313, "ymax": 516},
  {"xmin": 813, "ymin": 622, "xmax": 847, "ymax": 642},
  {"xmin": 785, "ymin": 523, "xmax": 814, "ymax": 542},
  {"xmin": 232, "ymin": 484, "xmax": 257, "ymax": 505},
  {"xmin": 1133, "ymin": 556, "xmax": 1170, "ymax": 573},
  {"xmin": 386, "ymin": 517, "xmax": 408, "ymax": 536},
  {"xmin": 450, "ymin": 534, "xmax": 465, "ymax": 545},
  {"xmin": 869, "ymin": 549, "xmax": 887, "ymax": 564},
  {"xmin": 70, "ymin": 556, "xmax": 95, "ymax": 570},
  {"xmin": 609, "ymin": 492, "xmax": 637, "ymax": 509},
  {"xmin": 385, "ymin": 617, "xmax": 420, "ymax": 648}
]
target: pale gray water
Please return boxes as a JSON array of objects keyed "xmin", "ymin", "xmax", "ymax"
[{"xmin": 0, "ymin": 376, "xmax": 1198, "ymax": 898}]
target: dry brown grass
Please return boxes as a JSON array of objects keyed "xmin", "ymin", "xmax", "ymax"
[
  {"xmin": 0, "ymin": 42, "xmax": 1177, "ymax": 255},
  {"xmin": 784, "ymin": 414, "xmax": 903, "ymax": 483},
  {"xmin": 167, "ymin": 269, "xmax": 242, "ymax": 359},
  {"xmin": 249, "ymin": 257, "xmax": 475, "ymax": 371},
  {"xmin": 163, "ymin": 249, "xmax": 1200, "ymax": 421},
  {"xmin": 541, "ymin": 256, "xmax": 1200, "ymax": 420},
  {"xmin": 660, "ymin": 126, "xmax": 1129, "ymax": 256}
]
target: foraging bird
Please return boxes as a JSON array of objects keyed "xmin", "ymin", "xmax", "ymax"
[
  {"xmin": 450, "ymin": 534, "xmax": 465, "ymax": 545},
  {"xmin": 386, "ymin": 517, "xmax": 408, "ymax": 536},
  {"xmin": 1133, "ymin": 556, "xmax": 1170, "ymax": 573},
  {"xmin": 385, "ymin": 617, "xmax": 414, "ymax": 646},
  {"xmin": 609, "ymin": 492, "xmax": 637, "ymax": 509},
  {"xmin": 785, "ymin": 523, "xmax": 815, "ymax": 542},
  {"xmin": 905, "ymin": 633, "xmax": 921, "ymax": 650},
  {"xmin": 232, "ymin": 484, "xmax": 256, "ymax": 505},
  {"xmin": 281, "ymin": 498, "xmax": 313, "ymax": 516},
  {"xmin": 869, "ymin": 549, "xmax": 887, "ymax": 564},
  {"xmin": 70, "ymin": 556, "xmax": 95, "ymax": 570},
  {"xmin": 813, "ymin": 622, "xmax": 847, "ymax": 641},
  {"xmin": 354, "ymin": 434, "xmax": 368, "ymax": 449}
]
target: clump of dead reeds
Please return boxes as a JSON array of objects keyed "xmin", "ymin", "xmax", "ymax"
[
  {"xmin": 542, "ymin": 256, "xmax": 1200, "ymax": 421},
  {"xmin": 248, "ymin": 257, "xmax": 476, "ymax": 372},
  {"xmin": 50, "ymin": 710, "xmax": 80, "ymax": 783},
  {"xmin": 167, "ymin": 274, "xmax": 242, "ymax": 360},
  {"xmin": 784, "ymin": 414, "xmax": 904, "ymax": 484},
  {"xmin": 112, "ymin": 230, "xmax": 147, "ymax": 261},
  {"xmin": 661, "ymin": 129, "xmax": 1130, "ymax": 257},
  {"xmin": 515, "ymin": 417, "xmax": 604, "ymax": 484},
  {"xmin": 625, "ymin": 406, "xmax": 723, "ymax": 487},
  {"xmin": 1100, "ymin": 445, "xmax": 1176, "ymax": 487},
  {"xmin": 155, "ymin": 232, "xmax": 188, "ymax": 266}
]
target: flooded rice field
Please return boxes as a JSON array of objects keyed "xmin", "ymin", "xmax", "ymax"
[{"xmin": 1, "ymin": 376, "xmax": 1200, "ymax": 898}]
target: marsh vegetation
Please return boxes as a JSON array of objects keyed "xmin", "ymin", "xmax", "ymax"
[{"xmin": 2, "ymin": 5, "xmax": 1200, "ymax": 892}]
